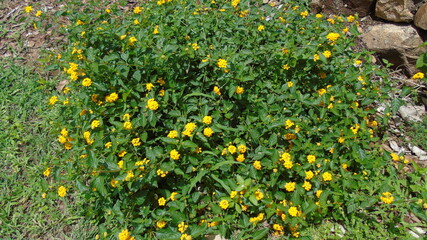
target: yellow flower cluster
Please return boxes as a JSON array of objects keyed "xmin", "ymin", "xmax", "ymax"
[
  {"xmin": 170, "ymin": 149, "xmax": 180, "ymax": 160},
  {"xmin": 219, "ymin": 199, "xmax": 229, "ymax": 209},
  {"xmin": 158, "ymin": 197, "xmax": 167, "ymax": 206},
  {"xmin": 118, "ymin": 229, "xmax": 135, "ymax": 240},
  {"xmin": 105, "ymin": 92, "xmax": 118, "ymax": 102},
  {"xmin": 213, "ymin": 86, "xmax": 221, "ymax": 95},
  {"xmin": 217, "ymin": 59, "xmax": 227, "ymax": 68},
  {"xmin": 178, "ymin": 222, "xmax": 188, "ymax": 233},
  {"xmin": 326, "ymin": 32, "xmax": 340, "ymax": 42},
  {"xmin": 167, "ymin": 130, "xmax": 178, "ymax": 138},
  {"xmin": 84, "ymin": 131, "xmax": 94, "ymax": 145},
  {"xmin": 64, "ymin": 62, "xmax": 82, "ymax": 81},
  {"xmin": 412, "ymin": 72, "xmax": 425, "ymax": 79},
  {"xmin": 307, "ymin": 155, "xmax": 316, "ymax": 163},
  {"xmin": 253, "ymin": 160, "xmax": 262, "ymax": 170},
  {"xmin": 203, "ymin": 127, "xmax": 214, "ymax": 137},
  {"xmin": 157, "ymin": 169, "xmax": 168, "ymax": 177},
  {"xmin": 182, "ymin": 122, "xmax": 197, "ymax": 136},
  {"xmin": 285, "ymin": 182, "xmax": 296, "ymax": 192},
  {"xmin": 235, "ymin": 86, "xmax": 245, "ymax": 94},
  {"xmin": 322, "ymin": 172, "xmax": 332, "ymax": 181},
  {"xmin": 146, "ymin": 98, "xmax": 159, "ymax": 110},
  {"xmin": 249, "ymin": 213, "xmax": 264, "ymax": 223},
  {"xmin": 380, "ymin": 192, "xmax": 394, "ymax": 204},
  {"xmin": 58, "ymin": 186, "xmax": 67, "ymax": 197}
]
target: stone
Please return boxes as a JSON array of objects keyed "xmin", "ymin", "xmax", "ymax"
[
  {"xmin": 415, "ymin": 3, "xmax": 427, "ymax": 30},
  {"xmin": 398, "ymin": 105, "xmax": 425, "ymax": 122},
  {"xmin": 408, "ymin": 143, "xmax": 427, "ymax": 157},
  {"xmin": 375, "ymin": 0, "xmax": 414, "ymax": 22},
  {"xmin": 360, "ymin": 24, "xmax": 427, "ymax": 75},
  {"xmin": 309, "ymin": 0, "xmax": 375, "ymax": 17}
]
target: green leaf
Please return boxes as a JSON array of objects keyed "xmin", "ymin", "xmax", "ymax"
[
  {"xmin": 211, "ymin": 160, "xmax": 242, "ymax": 171},
  {"xmin": 183, "ymin": 170, "xmax": 208, "ymax": 195},
  {"xmin": 268, "ymin": 133, "xmax": 277, "ymax": 146},
  {"xmin": 92, "ymin": 176, "xmax": 108, "ymax": 197},
  {"xmin": 211, "ymin": 174, "xmax": 231, "ymax": 193},
  {"xmin": 190, "ymin": 224, "xmax": 207, "ymax": 238},
  {"xmin": 155, "ymin": 227, "xmax": 181, "ymax": 240},
  {"xmin": 252, "ymin": 228, "xmax": 269, "ymax": 240}
]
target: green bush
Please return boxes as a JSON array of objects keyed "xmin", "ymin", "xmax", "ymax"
[{"xmin": 39, "ymin": 0, "xmax": 422, "ymax": 239}]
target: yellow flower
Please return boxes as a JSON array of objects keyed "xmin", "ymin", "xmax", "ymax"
[
  {"xmin": 302, "ymin": 181, "xmax": 312, "ymax": 191},
  {"xmin": 105, "ymin": 142, "xmax": 112, "ymax": 148},
  {"xmin": 58, "ymin": 135, "xmax": 67, "ymax": 144},
  {"xmin": 178, "ymin": 222, "xmax": 189, "ymax": 233},
  {"xmin": 228, "ymin": 145, "xmax": 237, "ymax": 154},
  {"xmin": 305, "ymin": 170, "xmax": 314, "ymax": 180},
  {"xmin": 253, "ymin": 160, "xmax": 262, "ymax": 170},
  {"xmin": 285, "ymin": 119, "xmax": 294, "ymax": 129},
  {"xmin": 91, "ymin": 120, "xmax": 100, "ymax": 129},
  {"xmin": 285, "ymin": 182, "xmax": 296, "ymax": 192},
  {"xmin": 307, "ymin": 155, "xmax": 316, "ymax": 163},
  {"xmin": 236, "ymin": 154, "xmax": 245, "ymax": 162},
  {"xmin": 316, "ymin": 190, "xmax": 323, "ymax": 198},
  {"xmin": 170, "ymin": 192, "xmax": 178, "ymax": 201},
  {"xmin": 123, "ymin": 121, "xmax": 132, "ymax": 130},
  {"xmin": 390, "ymin": 153, "xmax": 400, "ymax": 161},
  {"xmin": 146, "ymin": 98, "xmax": 159, "ymax": 110},
  {"xmin": 213, "ymin": 86, "xmax": 221, "ymax": 95},
  {"xmin": 43, "ymin": 167, "xmax": 51, "ymax": 177},
  {"xmin": 157, "ymin": 169, "xmax": 168, "ymax": 177},
  {"xmin": 146, "ymin": 83, "xmax": 155, "ymax": 91},
  {"xmin": 131, "ymin": 138, "xmax": 141, "ymax": 146},
  {"xmin": 153, "ymin": 25, "xmax": 159, "ymax": 34},
  {"xmin": 182, "ymin": 122, "xmax": 197, "ymax": 136},
  {"xmin": 255, "ymin": 189, "xmax": 264, "ymax": 200},
  {"xmin": 203, "ymin": 127, "xmax": 214, "ymax": 137},
  {"xmin": 322, "ymin": 50, "xmax": 331, "ymax": 58},
  {"xmin": 287, "ymin": 81, "xmax": 294, "ymax": 88},
  {"xmin": 288, "ymin": 206, "xmax": 299, "ymax": 217},
  {"xmin": 133, "ymin": 6, "xmax": 142, "ymax": 14},
  {"xmin": 235, "ymin": 86, "xmax": 245, "ymax": 94},
  {"xmin": 237, "ymin": 144, "xmax": 247, "ymax": 153},
  {"xmin": 49, "ymin": 96, "xmax": 58, "ymax": 105},
  {"xmin": 300, "ymin": 10, "xmax": 308, "ymax": 18},
  {"xmin": 133, "ymin": 19, "xmax": 140, "ymax": 25},
  {"xmin": 316, "ymin": 13, "xmax": 323, "ymax": 18},
  {"xmin": 326, "ymin": 32, "xmax": 340, "ymax": 42},
  {"xmin": 118, "ymin": 229, "xmax": 132, "ymax": 240},
  {"xmin": 105, "ymin": 92, "xmax": 118, "ymax": 103},
  {"xmin": 110, "ymin": 178, "xmax": 119, "ymax": 188},
  {"xmin": 219, "ymin": 200, "xmax": 229, "ymax": 209},
  {"xmin": 191, "ymin": 43, "xmax": 199, "ymax": 51},
  {"xmin": 118, "ymin": 150, "xmax": 127, "ymax": 157},
  {"xmin": 128, "ymin": 36, "xmax": 137, "ymax": 46},
  {"xmin": 347, "ymin": 15, "xmax": 355, "ymax": 22},
  {"xmin": 170, "ymin": 149, "xmax": 180, "ymax": 160},
  {"xmin": 322, "ymin": 172, "xmax": 332, "ymax": 181},
  {"xmin": 217, "ymin": 59, "xmax": 227, "ymax": 68},
  {"xmin": 64, "ymin": 142, "xmax": 72, "ymax": 150},
  {"xmin": 202, "ymin": 116, "xmax": 212, "ymax": 125},
  {"xmin": 158, "ymin": 197, "xmax": 167, "ymax": 206},
  {"xmin": 230, "ymin": 191, "xmax": 238, "ymax": 198},
  {"xmin": 120, "ymin": 34, "xmax": 127, "ymax": 40},
  {"xmin": 125, "ymin": 171, "xmax": 134, "ymax": 181},
  {"xmin": 58, "ymin": 186, "xmax": 67, "ymax": 197},
  {"xmin": 167, "ymin": 130, "xmax": 178, "ymax": 138},
  {"xmin": 283, "ymin": 160, "xmax": 293, "ymax": 169},
  {"xmin": 180, "ymin": 233, "xmax": 192, "ymax": 240},
  {"xmin": 118, "ymin": 160, "xmax": 124, "ymax": 169},
  {"xmin": 35, "ymin": 10, "xmax": 42, "ymax": 17},
  {"xmin": 380, "ymin": 192, "xmax": 394, "ymax": 204},
  {"xmin": 231, "ymin": 0, "xmax": 240, "ymax": 8},
  {"xmin": 24, "ymin": 6, "xmax": 33, "ymax": 13},
  {"xmin": 277, "ymin": 152, "xmax": 290, "ymax": 162},
  {"xmin": 258, "ymin": 25, "xmax": 265, "ymax": 31},
  {"xmin": 282, "ymin": 64, "xmax": 290, "ymax": 70},
  {"xmin": 157, "ymin": 220, "xmax": 166, "ymax": 229},
  {"xmin": 412, "ymin": 72, "xmax": 425, "ymax": 79}
]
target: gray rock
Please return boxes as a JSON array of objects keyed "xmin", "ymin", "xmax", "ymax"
[
  {"xmin": 415, "ymin": 3, "xmax": 427, "ymax": 29},
  {"xmin": 376, "ymin": 0, "xmax": 414, "ymax": 22},
  {"xmin": 360, "ymin": 24, "xmax": 426, "ymax": 75},
  {"xmin": 408, "ymin": 143, "xmax": 427, "ymax": 157},
  {"xmin": 398, "ymin": 105, "xmax": 425, "ymax": 122}
]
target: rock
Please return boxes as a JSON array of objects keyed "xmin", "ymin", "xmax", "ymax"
[
  {"xmin": 310, "ymin": 0, "xmax": 375, "ymax": 17},
  {"xmin": 389, "ymin": 140, "xmax": 404, "ymax": 153},
  {"xmin": 398, "ymin": 105, "xmax": 425, "ymax": 122},
  {"xmin": 360, "ymin": 24, "xmax": 427, "ymax": 75},
  {"xmin": 415, "ymin": 3, "xmax": 427, "ymax": 30},
  {"xmin": 375, "ymin": 0, "xmax": 414, "ymax": 22},
  {"xmin": 408, "ymin": 143, "xmax": 427, "ymax": 157},
  {"xmin": 330, "ymin": 224, "xmax": 346, "ymax": 238}
]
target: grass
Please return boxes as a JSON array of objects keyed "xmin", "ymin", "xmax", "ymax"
[{"xmin": 0, "ymin": 57, "xmax": 96, "ymax": 239}]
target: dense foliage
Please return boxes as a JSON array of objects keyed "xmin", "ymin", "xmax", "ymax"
[{"xmin": 32, "ymin": 0, "xmax": 427, "ymax": 239}]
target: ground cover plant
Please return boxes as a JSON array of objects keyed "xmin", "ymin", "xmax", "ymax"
[{"xmin": 23, "ymin": 0, "xmax": 427, "ymax": 239}]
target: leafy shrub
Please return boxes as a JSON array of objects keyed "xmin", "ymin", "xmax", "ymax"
[{"xmin": 41, "ymin": 0, "xmax": 420, "ymax": 239}]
